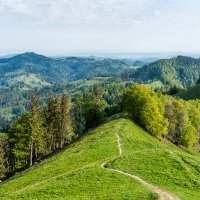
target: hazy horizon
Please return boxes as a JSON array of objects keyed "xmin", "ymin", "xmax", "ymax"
[{"xmin": 1, "ymin": 51, "xmax": 200, "ymax": 60}]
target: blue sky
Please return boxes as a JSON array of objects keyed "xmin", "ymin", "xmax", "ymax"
[{"xmin": 0, "ymin": 0, "xmax": 200, "ymax": 55}]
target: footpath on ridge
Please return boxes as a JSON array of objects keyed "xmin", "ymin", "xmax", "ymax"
[{"xmin": 101, "ymin": 127, "xmax": 181, "ymax": 200}]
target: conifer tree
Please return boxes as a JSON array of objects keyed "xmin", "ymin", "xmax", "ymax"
[
  {"xmin": 0, "ymin": 136, "xmax": 8, "ymax": 179},
  {"xmin": 59, "ymin": 94, "xmax": 74, "ymax": 148},
  {"xmin": 29, "ymin": 96, "xmax": 46, "ymax": 165},
  {"xmin": 9, "ymin": 113, "xmax": 31, "ymax": 169},
  {"xmin": 45, "ymin": 96, "xmax": 60, "ymax": 152}
]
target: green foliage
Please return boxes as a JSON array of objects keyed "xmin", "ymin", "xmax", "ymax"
[
  {"xmin": 44, "ymin": 94, "xmax": 74, "ymax": 152},
  {"xmin": 0, "ymin": 134, "xmax": 8, "ymax": 179},
  {"xmin": 29, "ymin": 96, "xmax": 46, "ymax": 165},
  {"xmin": 9, "ymin": 94, "xmax": 74, "ymax": 171},
  {"xmin": 176, "ymin": 82, "xmax": 200, "ymax": 100},
  {"xmin": 83, "ymin": 87, "xmax": 107, "ymax": 129},
  {"xmin": 133, "ymin": 56, "xmax": 200, "ymax": 89},
  {"xmin": 123, "ymin": 84, "xmax": 200, "ymax": 148},
  {"xmin": 181, "ymin": 124, "xmax": 197, "ymax": 148},
  {"xmin": 123, "ymin": 84, "xmax": 168, "ymax": 137},
  {"xmin": 72, "ymin": 97, "xmax": 86, "ymax": 136},
  {"xmin": 9, "ymin": 113, "xmax": 31, "ymax": 169}
]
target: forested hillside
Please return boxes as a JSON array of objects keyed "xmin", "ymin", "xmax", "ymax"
[
  {"xmin": 176, "ymin": 79, "xmax": 200, "ymax": 100},
  {"xmin": 0, "ymin": 52, "xmax": 133, "ymax": 86},
  {"xmin": 0, "ymin": 52, "xmax": 134, "ymax": 129},
  {"xmin": 1, "ymin": 53, "xmax": 200, "ymax": 130},
  {"xmin": 133, "ymin": 56, "xmax": 200, "ymax": 88}
]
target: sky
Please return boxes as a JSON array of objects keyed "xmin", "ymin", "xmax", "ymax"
[{"xmin": 0, "ymin": 0, "xmax": 200, "ymax": 55}]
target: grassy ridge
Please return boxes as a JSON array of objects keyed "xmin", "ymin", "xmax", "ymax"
[
  {"xmin": 0, "ymin": 120, "xmax": 154, "ymax": 200},
  {"xmin": 1, "ymin": 118, "xmax": 199, "ymax": 199},
  {"xmin": 111, "ymin": 119, "xmax": 200, "ymax": 200}
]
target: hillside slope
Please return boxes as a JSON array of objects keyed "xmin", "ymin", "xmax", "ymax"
[
  {"xmin": 133, "ymin": 56, "xmax": 200, "ymax": 88},
  {"xmin": 0, "ymin": 52, "xmax": 132, "ymax": 86},
  {"xmin": 176, "ymin": 83, "xmax": 200, "ymax": 99},
  {"xmin": 0, "ymin": 119, "xmax": 200, "ymax": 200}
]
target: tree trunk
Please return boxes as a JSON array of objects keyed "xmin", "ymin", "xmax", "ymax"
[{"xmin": 30, "ymin": 142, "xmax": 33, "ymax": 166}]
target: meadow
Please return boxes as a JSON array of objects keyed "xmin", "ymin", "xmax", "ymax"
[{"xmin": 0, "ymin": 118, "xmax": 199, "ymax": 199}]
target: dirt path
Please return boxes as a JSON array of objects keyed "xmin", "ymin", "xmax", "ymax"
[
  {"xmin": 8, "ymin": 127, "xmax": 181, "ymax": 200},
  {"xmin": 101, "ymin": 130, "xmax": 181, "ymax": 200}
]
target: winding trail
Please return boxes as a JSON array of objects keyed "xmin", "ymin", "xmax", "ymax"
[
  {"xmin": 8, "ymin": 126, "xmax": 181, "ymax": 200},
  {"xmin": 101, "ymin": 130, "xmax": 181, "ymax": 200}
]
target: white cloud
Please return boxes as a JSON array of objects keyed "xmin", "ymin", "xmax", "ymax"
[
  {"xmin": 0, "ymin": 0, "xmax": 166, "ymax": 27},
  {"xmin": 1, "ymin": 0, "xmax": 200, "ymax": 54}
]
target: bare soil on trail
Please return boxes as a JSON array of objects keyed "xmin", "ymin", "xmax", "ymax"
[{"xmin": 101, "ymin": 130, "xmax": 181, "ymax": 200}]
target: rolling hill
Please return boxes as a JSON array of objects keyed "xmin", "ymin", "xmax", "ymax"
[
  {"xmin": 2, "ymin": 53, "xmax": 200, "ymax": 129},
  {"xmin": 133, "ymin": 56, "xmax": 200, "ymax": 88},
  {"xmin": 0, "ymin": 118, "xmax": 199, "ymax": 200},
  {"xmin": 0, "ymin": 52, "xmax": 136, "ymax": 129},
  {"xmin": 0, "ymin": 52, "xmax": 133, "ymax": 87}
]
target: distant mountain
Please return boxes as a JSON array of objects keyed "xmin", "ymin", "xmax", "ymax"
[
  {"xmin": 0, "ymin": 52, "xmax": 134, "ymax": 88},
  {"xmin": 0, "ymin": 52, "xmax": 138, "ymax": 129},
  {"xmin": 132, "ymin": 56, "xmax": 200, "ymax": 88}
]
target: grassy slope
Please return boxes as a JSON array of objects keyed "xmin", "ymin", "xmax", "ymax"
[
  {"xmin": 0, "ymin": 118, "xmax": 200, "ymax": 200},
  {"xmin": 0, "ymin": 119, "xmax": 154, "ymax": 200},
  {"xmin": 111, "ymin": 119, "xmax": 200, "ymax": 200}
]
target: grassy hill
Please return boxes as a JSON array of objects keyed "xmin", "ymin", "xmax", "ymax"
[{"xmin": 0, "ymin": 119, "xmax": 200, "ymax": 200}]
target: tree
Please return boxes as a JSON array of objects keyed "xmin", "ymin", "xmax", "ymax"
[
  {"xmin": 83, "ymin": 86, "xmax": 107, "ymax": 129},
  {"xmin": 123, "ymin": 84, "xmax": 168, "ymax": 137},
  {"xmin": 45, "ymin": 96, "xmax": 61, "ymax": 152},
  {"xmin": 181, "ymin": 124, "xmax": 197, "ymax": 148},
  {"xmin": 45, "ymin": 95, "xmax": 74, "ymax": 150},
  {"xmin": 29, "ymin": 96, "xmax": 46, "ymax": 165},
  {"xmin": 9, "ymin": 113, "xmax": 31, "ymax": 170},
  {"xmin": 59, "ymin": 94, "xmax": 74, "ymax": 148},
  {"xmin": 72, "ymin": 97, "xmax": 86, "ymax": 136},
  {"xmin": 0, "ymin": 135, "xmax": 8, "ymax": 179},
  {"xmin": 140, "ymin": 96, "xmax": 168, "ymax": 137},
  {"xmin": 9, "ymin": 96, "xmax": 46, "ymax": 169}
]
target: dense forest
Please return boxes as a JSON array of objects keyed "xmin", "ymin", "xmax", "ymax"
[
  {"xmin": 2, "ymin": 53, "xmax": 200, "ymax": 131},
  {"xmin": 0, "ymin": 83, "xmax": 124, "ymax": 179},
  {"xmin": 133, "ymin": 56, "xmax": 200, "ymax": 88},
  {"xmin": 123, "ymin": 84, "xmax": 200, "ymax": 148}
]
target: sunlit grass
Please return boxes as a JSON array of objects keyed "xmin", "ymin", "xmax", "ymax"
[{"xmin": 0, "ymin": 119, "xmax": 154, "ymax": 200}]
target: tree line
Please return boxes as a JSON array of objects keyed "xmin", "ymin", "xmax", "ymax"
[
  {"xmin": 0, "ymin": 83, "xmax": 123, "ymax": 180},
  {"xmin": 123, "ymin": 84, "xmax": 200, "ymax": 148}
]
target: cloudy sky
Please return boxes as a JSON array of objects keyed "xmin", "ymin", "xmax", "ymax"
[{"xmin": 0, "ymin": 0, "xmax": 200, "ymax": 55}]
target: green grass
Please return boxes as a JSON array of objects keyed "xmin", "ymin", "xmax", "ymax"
[
  {"xmin": 1, "ymin": 118, "xmax": 200, "ymax": 200},
  {"xmin": 0, "ymin": 119, "xmax": 155, "ymax": 200},
  {"xmin": 111, "ymin": 119, "xmax": 200, "ymax": 200}
]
